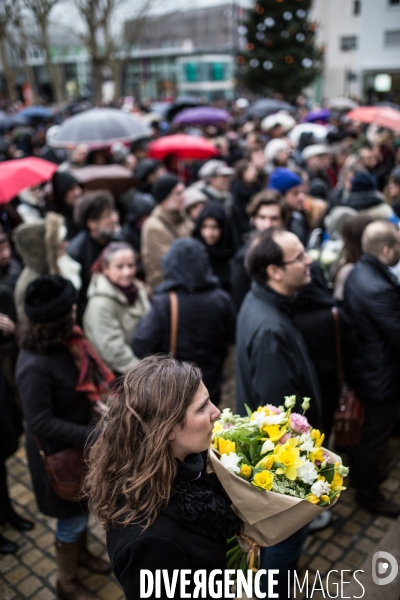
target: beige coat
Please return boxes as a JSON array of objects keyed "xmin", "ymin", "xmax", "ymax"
[
  {"xmin": 83, "ymin": 273, "xmax": 150, "ymax": 374},
  {"xmin": 141, "ymin": 205, "xmax": 194, "ymax": 294}
]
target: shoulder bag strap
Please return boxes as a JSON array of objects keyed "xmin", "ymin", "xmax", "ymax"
[
  {"xmin": 156, "ymin": 215, "xmax": 179, "ymax": 240},
  {"xmin": 332, "ymin": 306, "xmax": 344, "ymax": 391},
  {"xmin": 169, "ymin": 292, "xmax": 179, "ymax": 357}
]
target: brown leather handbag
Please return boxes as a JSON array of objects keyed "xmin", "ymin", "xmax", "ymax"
[
  {"xmin": 332, "ymin": 307, "xmax": 365, "ymax": 448},
  {"xmin": 35, "ymin": 437, "xmax": 86, "ymax": 502},
  {"xmin": 169, "ymin": 291, "xmax": 179, "ymax": 357}
]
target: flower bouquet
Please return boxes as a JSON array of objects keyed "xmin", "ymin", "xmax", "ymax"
[{"xmin": 210, "ymin": 396, "xmax": 348, "ymax": 557}]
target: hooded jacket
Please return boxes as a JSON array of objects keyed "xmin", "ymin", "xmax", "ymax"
[
  {"xmin": 83, "ymin": 273, "xmax": 150, "ymax": 375},
  {"xmin": 14, "ymin": 213, "xmax": 64, "ymax": 319},
  {"xmin": 132, "ymin": 239, "xmax": 236, "ymax": 404},
  {"xmin": 193, "ymin": 202, "xmax": 237, "ymax": 292}
]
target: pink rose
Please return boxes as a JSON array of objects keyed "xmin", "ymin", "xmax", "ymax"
[
  {"xmin": 323, "ymin": 451, "xmax": 331, "ymax": 464},
  {"xmin": 289, "ymin": 413, "xmax": 310, "ymax": 434}
]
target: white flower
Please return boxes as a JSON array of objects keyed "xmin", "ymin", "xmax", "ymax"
[
  {"xmin": 220, "ymin": 452, "xmax": 242, "ymax": 474},
  {"xmin": 284, "ymin": 395, "xmax": 296, "ymax": 409},
  {"xmin": 251, "ymin": 412, "xmax": 268, "ymax": 429},
  {"xmin": 261, "ymin": 439, "xmax": 275, "ymax": 454},
  {"xmin": 264, "ymin": 413, "xmax": 287, "ymax": 426},
  {"xmin": 301, "ymin": 397, "xmax": 311, "ymax": 412},
  {"xmin": 220, "ymin": 408, "xmax": 234, "ymax": 423},
  {"xmin": 337, "ymin": 465, "xmax": 349, "ymax": 477},
  {"xmin": 299, "ymin": 438, "xmax": 314, "ymax": 453},
  {"xmin": 311, "ymin": 480, "xmax": 331, "ymax": 498},
  {"xmin": 297, "ymin": 460, "xmax": 318, "ymax": 485}
]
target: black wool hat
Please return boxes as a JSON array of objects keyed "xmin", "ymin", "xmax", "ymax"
[
  {"xmin": 24, "ymin": 275, "xmax": 77, "ymax": 323},
  {"xmin": 52, "ymin": 171, "xmax": 80, "ymax": 202},
  {"xmin": 152, "ymin": 174, "xmax": 181, "ymax": 204},
  {"xmin": 351, "ymin": 171, "xmax": 377, "ymax": 193}
]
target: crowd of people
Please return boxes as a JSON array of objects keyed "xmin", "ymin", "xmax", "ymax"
[{"xmin": 1, "ymin": 100, "xmax": 400, "ymax": 599}]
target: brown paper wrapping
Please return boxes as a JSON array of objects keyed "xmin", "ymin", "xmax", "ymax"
[{"xmin": 209, "ymin": 447, "xmax": 342, "ymax": 547}]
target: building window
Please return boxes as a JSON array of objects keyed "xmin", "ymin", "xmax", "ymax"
[
  {"xmin": 385, "ymin": 30, "xmax": 400, "ymax": 45},
  {"xmin": 353, "ymin": 0, "xmax": 361, "ymax": 15},
  {"xmin": 340, "ymin": 36, "xmax": 358, "ymax": 51}
]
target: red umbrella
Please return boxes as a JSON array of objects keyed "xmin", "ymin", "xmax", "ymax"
[
  {"xmin": 0, "ymin": 157, "xmax": 58, "ymax": 204},
  {"xmin": 148, "ymin": 134, "xmax": 219, "ymax": 160},
  {"xmin": 346, "ymin": 106, "xmax": 400, "ymax": 133}
]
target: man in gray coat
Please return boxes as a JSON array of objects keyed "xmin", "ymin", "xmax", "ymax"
[{"xmin": 236, "ymin": 227, "xmax": 321, "ymax": 424}]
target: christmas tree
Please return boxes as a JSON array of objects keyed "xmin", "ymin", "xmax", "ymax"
[{"xmin": 237, "ymin": 0, "xmax": 323, "ymax": 98}]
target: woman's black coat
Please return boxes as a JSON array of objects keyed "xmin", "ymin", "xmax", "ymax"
[
  {"xmin": 132, "ymin": 238, "xmax": 236, "ymax": 405},
  {"xmin": 16, "ymin": 346, "xmax": 96, "ymax": 519},
  {"xmin": 107, "ymin": 453, "xmax": 238, "ymax": 600}
]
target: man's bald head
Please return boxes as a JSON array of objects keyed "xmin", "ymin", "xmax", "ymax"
[{"xmin": 362, "ymin": 220, "xmax": 400, "ymax": 266}]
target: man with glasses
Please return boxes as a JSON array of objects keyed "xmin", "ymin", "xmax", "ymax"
[
  {"xmin": 236, "ymin": 226, "xmax": 321, "ymax": 423},
  {"xmin": 235, "ymin": 227, "xmax": 322, "ymax": 599}
]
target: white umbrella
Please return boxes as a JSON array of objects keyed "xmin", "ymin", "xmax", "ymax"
[
  {"xmin": 328, "ymin": 97, "xmax": 358, "ymax": 111},
  {"xmin": 288, "ymin": 123, "xmax": 328, "ymax": 146}
]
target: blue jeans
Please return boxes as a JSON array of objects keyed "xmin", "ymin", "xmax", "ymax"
[
  {"xmin": 56, "ymin": 513, "xmax": 89, "ymax": 544},
  {"xmin": 257, "ymin": 525, "xmax": 309, "ymax": 599}
]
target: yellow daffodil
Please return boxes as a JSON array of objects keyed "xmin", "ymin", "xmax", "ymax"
[
  {"xmin": 311, "ymin": 429, "xmax": 325, "ymax": 448},
  {"xmin": 239, "ymin": 464, "xmax": 252, "ymax": 479},
  {"xmin": 212, "ymin": 421, "xmax": 223, "ymax": 434},
  {"xmin": 252, "ymin": 470, "xmax": 274, "ymax": 490},
  {"xmin": 307, "ymin": 494, "xmax": 321, "ymax": 504},
  {"xmin": 255, "ymin": 456, "xmax": 274, "ymax": 470},
  {"xmin": 331, "ymin": 471, "xmax": 346, "ymax": 493},
  {"xmin": 217, "ymin": 438, "xmax": 236, "ymax": 455},
  {"xmin": 321, "ymin": 495, "xmax": 331, "ymax": 503},
  {"xmin": 309, "ymin": 447, "xmax": 324, "ymax": 463},
  {"xmin": 272, "ymin": 442, "xmax": 304, "ymax": 481},
  {"xmin": 262, "ymin": 425, "xmax": 287, "ymax": 442}
]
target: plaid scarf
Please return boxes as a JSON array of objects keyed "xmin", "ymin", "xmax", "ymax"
[{"xmin": 64, "ymin": 325, "xmax": 115, "ymax": 413}]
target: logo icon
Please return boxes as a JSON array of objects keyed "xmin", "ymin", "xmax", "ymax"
[{"xmin": 372, "ymin": 551, "xmax": 398, "ymax": 586}]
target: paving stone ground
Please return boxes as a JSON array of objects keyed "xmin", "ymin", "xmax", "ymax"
[{"xmin": 1, "ymin": 348, "xmax": 399, "ymax": 599}]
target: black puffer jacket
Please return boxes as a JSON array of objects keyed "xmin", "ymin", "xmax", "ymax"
[
  {"xmin": 342, "ymin": 254, "xmax": 400, "ymax": 403},
  {"xmin": 132, "ymin": 239, "xmax": 235, "ymax": 405}
]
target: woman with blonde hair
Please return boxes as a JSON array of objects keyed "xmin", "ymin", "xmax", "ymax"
[{"xmin": 84, "ymin": 355, "xmax": 238, "ymax": 599}]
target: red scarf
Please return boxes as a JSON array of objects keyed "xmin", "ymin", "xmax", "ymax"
[{"xmin": 64, "ymin": 325, "xmax": 115, "ymax": 413}]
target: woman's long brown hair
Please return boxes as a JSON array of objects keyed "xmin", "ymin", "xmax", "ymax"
[{"xmin": 83, "ymin": 355, "xmax": 202, "ymax": 528}]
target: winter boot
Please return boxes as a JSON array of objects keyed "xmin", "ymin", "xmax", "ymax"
[
  {"xmin": 77, "ymin": 529, "xmax": 111, "ymax": 574},
  {"xmin": 55, "ymin": 539, "xmax": 101, "ymax": 600}
]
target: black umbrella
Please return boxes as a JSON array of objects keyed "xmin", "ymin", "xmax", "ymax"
[
  {"xmin": 165, "ymin": 96, "xmax": 201, "ymax": 122},
  {"xmin": 247, "ymin": 99, "xmax": 296, "ymax": 119},
  {"xmin": 49, "ymin": 108, "xmax": 151, "ymax": 148}
]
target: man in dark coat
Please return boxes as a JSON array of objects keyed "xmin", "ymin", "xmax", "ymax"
[
  {"xmin": 268, "ymin": 168, "xmax": 310, "ymax": 246},
  {"xmin": 236, "ymin": 228, "xmax": 321, "ymax": 423},
  {"xmin": 343, "ymin": 220, "xmax": 400, "ymax": 516},
  {"xmin": 235, "ymin": 227, "xmax": 322, "ymax": 599}
]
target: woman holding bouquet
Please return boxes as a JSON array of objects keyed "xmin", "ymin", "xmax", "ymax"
[{"xmin": 84, "ymin": 355, "xmax": 239, "ymax": 600}]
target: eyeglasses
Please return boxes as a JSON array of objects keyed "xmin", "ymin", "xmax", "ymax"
[{"xmin": 281, "ymin": 251, "xmax": 308, "ymax": 266}]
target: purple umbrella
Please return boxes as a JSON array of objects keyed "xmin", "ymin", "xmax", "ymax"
[
  {"xmin": 173, "ymin": 107, "xmax": 231, "ymax": 126},
  {"xmin": 302, "ymin": 109, "xmax": 332, "ymax": 123}
]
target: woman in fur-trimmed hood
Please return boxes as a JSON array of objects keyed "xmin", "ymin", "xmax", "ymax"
[{"xmin": 13, "ymin": 213, "xmax": 82, "ymax": 319}]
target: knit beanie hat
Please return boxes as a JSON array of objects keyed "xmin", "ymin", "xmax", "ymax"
[
  {"xmin": 268, "ymin": 168, "xmax": 302, "ymax": 194},
  {"xmin": 350, "ymin": 171, "xmax": 377, "ymax": 193},
  {"xmin": 152, "ymin": 174, "xmax": 181, "ymax": 204},
  {"xmin": 24, "ymin": 275, "xmax": 77, "ymax": 323},
  {"xmin": 52, "ymin": 171, "xmax": 79, "ymax": 202}
]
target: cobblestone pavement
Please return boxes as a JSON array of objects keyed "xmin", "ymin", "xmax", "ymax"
[{"xmin": 1, "ymin": 349, "xmax": 399, "ymax": 599}]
